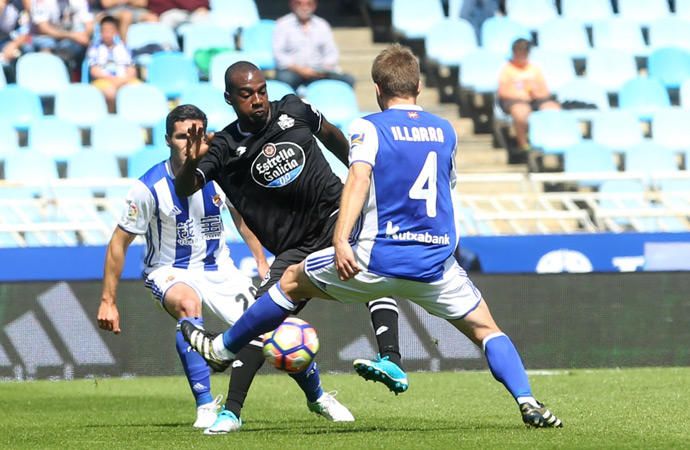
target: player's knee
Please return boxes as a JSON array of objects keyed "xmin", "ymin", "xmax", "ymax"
[{"xmin": 164, "ymin": 284, "xmax": 202, "ymax": 317}]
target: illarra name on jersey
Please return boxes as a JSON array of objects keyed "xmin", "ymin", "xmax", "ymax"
[{"xmin": 390, "ymin": 125, "xmax": 445, "ymax": 142}]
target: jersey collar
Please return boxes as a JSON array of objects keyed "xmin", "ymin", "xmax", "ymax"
[{"xmin": 388, "ymin": 104, "xmax": 423, "ymax": 111}]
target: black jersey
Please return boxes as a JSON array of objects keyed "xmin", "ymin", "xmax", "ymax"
[{"xmin": 197, "ymin": 94, "xmax": 344, "ymax": 255}]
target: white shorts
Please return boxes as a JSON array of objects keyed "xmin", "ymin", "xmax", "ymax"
[
  {"xmin": 304, "ymin": 247, "xmax": 482, "ymax": 320},
  {"xmin": 145, "ymin": 264, "xmax": 256, "ymax": 326}
]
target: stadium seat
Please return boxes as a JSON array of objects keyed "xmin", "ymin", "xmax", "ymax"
[
  {"xmin": 506, "ymin": 0, "xmax": 558, "ymax": 29},
  {"xmin": 126, "ymin": 22, "xmax": 179, "ymax": 53},
  {"xmin": 305, "ymin": 79, "xmax": 360, "ymax": 130},
  {"xmin": 658, "ymin": 179, "xmax": 690, "ymax": 209},
  {"xmin": 240, "ymin": 20, "xmax": 276, "ymax": 70},
  {"xmin": 677, "ymin": 0, "xmax": 690, "ymax": 19},
  {"xmin": 458, "ymin": 50, "xmax": 506, "ymax": 93},
  {"xmin": 178, "ymin": 83, "xmax": 237, "ymax": 131},
  {"xmin": 617, "ymin": 0, "xmax": 670, "ymax": 27},
  {"xmin": 127, "ymin": 146, "xmax": 170, "ymax": 179},
  {"xmin": 146, "ymin": 51, "xmax": 199, "ymax": 99},
  {"xmin": 28, "ymin": 118, "xmax": 82, "ymax": 160},
  {"xmin": 92, "ymin": 115, "xmax": 146, "ymax": 157},
  {"xmin": 0, "ymin": 86, "xmax": 42, "ymax": 130},
  {"xmin": 116, "ymin": 84, "xmax": 169, "ymax": 128},
  {"xmin": 563, "ymin": 142, "xmax": 617, "ymax": 186},
  {"xmin": 591, "ymin": 110, "xmax": 643, "ymax": 151},
  {"xmin": 652, "ymin": 108, "xmax": 690, "ymax": 150},
  {"xmin": 54, "ymin": 84, "xmax": 108, "ymax": 128},
  {"xmin": 0, "ymin": 121, "xmax": 19, "ymax": 158},
  {"xmin": 424, "ymin": 18, "xmax": 478, "ymax": 68},
  {"xmin": 0, "ymin": 67, "xmax": 6, "ymax": 88},
  {"xmin": 597, "ymin": 179, "xmax": 653, "ymax": 230},
  {"xmin": 648, "ymin": 17, "xmax": 690, "ymax": 51},
  {"xmin": 266, "ymin": 79, "xmax": 295, "ymax": 101},
  {"xmin": 561, "ymin": 0, "xmax": 614, "ymax": 26},
  {"xmin": 591, "ymin": 19, "xmax": 648, "ymax": 56},
  {"xmin": 4, "ymin": 150, "xmax": 59, "ymax": 182},
  {"xmin": 530, "ymin": 49, "xmax": 577, "ymax": 91},
  {"xmin": 181, "ymin": 24, "xmax": 235, "ymax": 59},
  {"xmin": 556, "ymin": 79, "xmax": 610, "ymax": 120},
  {"xmin": 209, "ymin": 51, "xmax": 254, "ymax": 91},
  {"xmin": 624, "ymin": 143, "xmax": 679, "ymax": 178},
  {"xmin": 391, "ymin": 0, "xmax": 445, "ymax": 40},
  {"xmin": 536, "ymin": 19, "xmax": 591, "ymax": 60},
  {"xmin": 647, "ymin": 47, "xmax": 690, "ymax": 89},
  {"xmin": 679, "ymin": 79, "xmax": 690, "ymax": 109},
  {"xmin": 16, "ymin": 53, "xmax": 70, "ymax": 97},
  {"xmin": 618, "ymin": 77, "xmax": 671, "ymax": 119},
  {"xmin": 210, "ymin": 0, "xmax": 259, "ymax": 29},
  {"xmin": 66, "ymin": 150, "xmax": 122, "ymax": 179},
  {"xmin": 585, "ymin": 49, "xmax": 638, "ymax": 92},
  {"xmin": 480, "ymin": 16, "xmax": 531, "ymax": 54},
  {"xmin": 528, "ymin": 110, "xmax": 582, "ymax": 155}
]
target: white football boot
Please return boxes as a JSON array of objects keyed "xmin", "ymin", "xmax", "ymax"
[
  {"xmin": 193, "ymin": 394, "xmax": 223, "ymax": 428},
  {"xmin": 307, "ymin": 391, "xmax": 355, "ymax": 422}
]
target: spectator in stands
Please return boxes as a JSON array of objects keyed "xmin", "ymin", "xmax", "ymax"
[
  {"xmin": 87, "ymin": 15, "xmax": 139, "ymax": 112},
  {"xmin": 29, "ymin": 0, "xmax": 94, "ymax": 75},
  {"xmin": 93, "ymin": 1, "xmax": 157, "ymax": 41},
  {"xmin": 273, "ymin": 0, "xmax": 354, "ymax": 90},
  {"xmin": 0, "ymin": 0, "xmax": 29, "ymax": 82},
  {"xmin": 146, "ymin": 0, "xmax": 208, "ymax": 31},
  {"xmin": 497, "ymin": 38, "xmax": 560, "ymax": 152}
]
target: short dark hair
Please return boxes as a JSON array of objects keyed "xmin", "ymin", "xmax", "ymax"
[
  {"xmin": 224, "ymin": 61, "xmax": 261, "ymax": 93},
  {"xmin": 371, "ymin": 44, "xmax": 419, "ymax": 99},
  {"xmin": 100, "ymin": 15, "xmax": 119, "ymax": 28},
  {"xmin": 166, "ymin": 104, "xmax": 207, "ymax": 137},
  {"xmin": 512, "ymin": 38, "xmax": 531, "ymax": 54}
]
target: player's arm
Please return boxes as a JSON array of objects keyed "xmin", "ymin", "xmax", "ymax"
[
  {"xmin": 174, "ymin": 124, "xmax": 213, "ymax": 197},
  {"xmin": 316, "ymin": 118, "xmax": 350, "ymax": 166},
  {"xmin": 333, "ymin": 162, "xmax": 372, "ymax": 281},
  {"xmin": 229, "ymin": 206, "xmax": 269, "ymax": 279},
  {"xmin": 98, "ymin": 227, "xmax": 137, "ymax": 334}
]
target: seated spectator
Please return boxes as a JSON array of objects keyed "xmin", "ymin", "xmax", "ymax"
[
  {"xmin": 0, "ymin": 0, "xmax": 30, "ymax": 82},
  {"xmin": 146, "ymin": 0, "xmax": 207, "ymax": 31},
  {"xmin": 94, "ymin": 1, "xmax": 157, "ymax": 41},
  {"xmin": 87, "ymin": 15, "xmax": 139, "ymax": 112},
  {"xmin": 497, "ymin": 38, "xmax": 560, "ymax": 152},
  {"xmin": 273, "ymin": 0, "xmax": 354, "ymax": 90},
  {"xmin": 29, "ymin": 0, "xmax": 94, "ymax": 75}
]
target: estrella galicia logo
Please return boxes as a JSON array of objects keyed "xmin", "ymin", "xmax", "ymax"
[{"xmin": 251, "ymin": 142, "xmax": 305, "ymax": 188}]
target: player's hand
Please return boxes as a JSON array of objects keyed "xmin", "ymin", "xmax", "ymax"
[
  {"xmin": 97, "ymin": 301, "xmax": 121, "ymax": 335},
  {"xmin": 185, "ymin": 123, "xmax": 213, "ymax": 163},
  {"xmin": 334, "ymin": 241, "xmax": 359, "ymax": 281},
  {"xmin": 257, "ymin": 259, "xmax": 270, "ymax": 280}
]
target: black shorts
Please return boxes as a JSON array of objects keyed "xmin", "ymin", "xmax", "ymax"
[{"xmin": 499, "ymin": 97, "xmax": 554, "ymax": 114}]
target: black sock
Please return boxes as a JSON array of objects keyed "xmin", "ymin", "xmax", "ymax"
[
  {"xmin": 367, "ymin": 299, "xmax": 403, "ymax": 369},
  {"xmin": 225, "ymin": 343, "xmax": 265, "ymax": 419}
]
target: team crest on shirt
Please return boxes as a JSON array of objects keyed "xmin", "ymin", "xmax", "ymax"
[
  {"xmin": 408, "ymin": 111, "xmax": 419, "ymax": 119},
  {"xmin": 126, "ymin": 201, "xmax": 138, "ymax": 221},
  {"xmin": 262, "ymin": 143, "xmax": 277, "ymax": 157},
  {"xmin": 212, "ymin": 194, "xmax": 222, "ymax": 207},
  {"xmin": 277, "ymin": 114, "xmax": 295, "ymax": 130},
  {"xmin": 251, "ymin": 142, "xmax": 306, "ymax": 188}
]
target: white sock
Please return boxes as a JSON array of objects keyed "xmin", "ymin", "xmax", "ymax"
[
  {"xmin": 212, "ymin": 334, "xmax": 235, "ymax": 360},
  {"xmin": 517, "ymin": 396, "xmax": 539, "ymax": 407}
]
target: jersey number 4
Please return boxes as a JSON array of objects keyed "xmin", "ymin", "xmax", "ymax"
[{"xmin": 409, "ymin": 151, "xmax": 437, "ymax": 217}]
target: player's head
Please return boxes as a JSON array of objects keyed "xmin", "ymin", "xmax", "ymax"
[
  {"xmin": 371, "ymin": 44, "xmax": 420, "ymax": 110},
  {"xmin": 224, "ymin": 61, "xmax": 269, "ymax": 132},
  {"xmin": 511, "ymin": 38, "xmax": 531, "ymax": 67},
  {"xmin": 99, "ymin": 15, "xmax": 119, "ymax": 45},
  {"xmin": 165, "ymin": 104, "xmax": 208, "ymax": 159},
  {"xmin": 290, "ymin": 0, "xmax": 317, "ymax": 22}
]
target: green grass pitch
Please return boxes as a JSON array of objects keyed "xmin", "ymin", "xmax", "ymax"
[{"xmin": 2, "ymin": 368, "xmax": 689, "ymax": 449}]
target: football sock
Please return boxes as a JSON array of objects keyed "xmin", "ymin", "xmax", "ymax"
[
  {"xmin": 367, "ymin": 299, "xmax": 403, "ymax": 369},
  {"xmin": 289, "ymin": 361, "xmax": 323, "ymax": 403},
  {"xmin": 483, "ymin": 332, "xmax": 533, "ymax": 400},
  {"xmin": 176, "ymin": 317, "xmax": 213, "ymax": 406},
  {"xmin": 222, "ymin": 284, "xmax": 293, "ymax": 354},
  {"xmin": 225, "ymin": 343, "xmax": 265, "ymax": 419}
]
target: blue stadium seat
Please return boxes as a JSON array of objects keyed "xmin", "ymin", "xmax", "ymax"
[
  {"xmin": 178, "ymin": 83, "xmax": 237, "ymax": 131},
  {"xmin": 561, "ymin": 0, "xmax": 614, "ymax": 26},
  {"xmin": 240, "ymin": 19, "xmax": 276, "ymax": 70},
  {"xmin": 458, "ymin": 50, "xmax": 506, "ymax": 93},
  {"xmin": 305, "ymin": 79, "xmax": 360, "ymax": 130},
  {"xmin": 618, "ymin": 77, "xmax": 671, "ymax": 119},
  {"xmin": 658, "ymin": 178, "xmax": 690, "ymax": 210},
  {"xmin": 528, "ymin": 110, "xmax": 582, "ymax": 154},
  {"xmin": 530, "ymin": 49, "xmax": 576, "ymax": 91},
  {"xmin": 266, "ymin": 79, "xmax": 295, "ymax": 101},
  {"xmin": 624, "ymin": 143, "xmax": 679, "ymax": 178},
  {"xmin": 0, "ymin": 121, "xmax": 19, "ymax": 158},
  {"xmin": 563, "ymin": 142, "xmax": 617, "ymax": 186},
  {"xmin": 597, "ymin": 179, "xmax": 655, "ymax": 230},
  {"xmin": 585, "ymin": 49, "xmax": 638, "ymax": 92},
  {"xmin": 147, "ymin": 51, "xmax": 199, "ymax": 99},
  {"xmin": 591, "ymin": 19, "xmax": 648, "ymax": 56},
  {"xmin": 677, "ymin": 0, "xmax": 690, "ymax": 19},
  {"xmin": 127, "ymin": 146, "xmax": 170, "ymax": 179},
  {"xmin": 617, "ymin": 0, "xmax": 670, "ymax": 27},
  {"xmin": 506, "ymin": 0, "xmax": 558, "ymax": 30},
  {"xmin": 0, "ymin": 67, "xmax": 6, "ymax": 88},
  {"xmin": 480, "ymin": 16, "xmax": 531, "ymax": 54},
  {"xmin": 536, "ymin": 18, "xmax": 590, "ymax": 60},
  {"xmin": 679, "ymin": 79, "xmax": 690, "ymax": 109},
  {"xmin": 4, "ymin": 150, "xmax": 59, "ymax": 182},
  {"xmin": 66, "ymin": 150, "xmax": 122, "ymax": 179},
  {"xmin": 116, "ymin": 84, "xmax": 169, "ymax": 128},
  {"xmin": 556, "ymin": 79, "xmax": 610, "ymax": 120},
  {"xmin": 126, "ymin": 22, "xmax": 179, "ymax": 53},
  {"xmin": 209, "ymin": 51, "xmax": 254, "ymax": 91},
  {"xmin": 92, "ymin": 115, "xmax": 146, "ymax": 157},
  {"xmin": 392, "ymin": 0, "xmax": 445, "ymax": 40},
  {"xmin": 424, "ymin": 18, "xmax": 478, "ymax": 68},
  {"xmin": 591, "ymin": 110, "xmax": 642, "ymax": 151},
  {"xmin": 28, "ymin": 118, "xmax": 82, "ymax": 160},
  {"xmin": 652, "ymin": 108, "xmax": 690, "ymax": 150},
  {"xmin": 181, "ymin": 24, "xmax": 235, "ymax": 59},
  {"xmin": 0, "ymin": 86, "xmax": 42, "ymax": 130},
  {"xmin": 47, "ymin": 185, "xmax": 108, "ymax": 245},
  {"xmin": 54, "ymin": 84, "xmax": 108, "ymax": 128},
  {"xmin": 210, "ymin": 0, "xmax": 259, "ymax": 29},
  {"xmin": 648, "ymin": 17, "xmax": 690, "ymax": 51},
  {"xmin": 16, "ymin": 53, "xmax": 70, "ymax": 97},
  {"xmin": 648, "ymin": 47, "xmax": 690, "ymax": 89}
]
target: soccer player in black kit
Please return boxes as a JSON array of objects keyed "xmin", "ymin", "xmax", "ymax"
[{"xmin": 175, "ymin": 61, "xmax": 406, "ymax": 433}]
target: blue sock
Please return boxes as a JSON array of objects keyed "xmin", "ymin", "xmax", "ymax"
[
  {"xmin": 222, "ymin": 284, "xmax": 292, "ymax": 354},
  {"xmin": 289, "ymin": 361, "xmax": 324, "ymax": 403},
  {"xmin": 483, "ymin": 333, "xmax": 532, "ymax": 400},
  {"xmin": 176, "ymin": 317, "xmax": 213, "ymax": 406}
]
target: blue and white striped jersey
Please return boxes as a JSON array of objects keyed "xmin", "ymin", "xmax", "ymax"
[
  {"xmin": 348, "ymin": 105, "xmax": 460, "ymax": 282},
  {"xmin": 118, "ymin": 159, "xmax": 232, "ymax": 275}
]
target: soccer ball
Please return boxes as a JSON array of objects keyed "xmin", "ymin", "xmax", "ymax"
[{"xmin": 262, "ymin": 318, "xmax": 319, "ymax": 373}]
